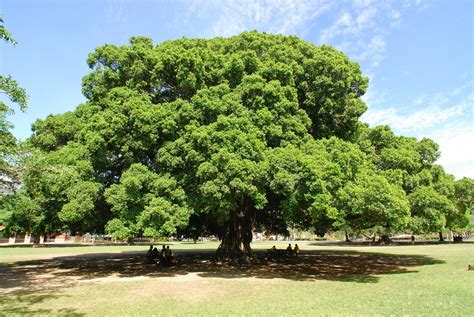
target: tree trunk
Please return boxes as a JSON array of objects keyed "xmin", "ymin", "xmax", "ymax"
[
  {"xmin": 381, "ymin": 234, "xmax": 392, "ymax": 244},
  {"xmin": 344, "ymin": 231, "xmax": 351, "ymax": 242},
  {"xmin": 32, "ymin": 231, "xmax": 43, "ymax": 245},
  {"xmin": 438, "ymin": 231, "xmax": 445, "ymax": 242},
  {"xmin": 216, "ymin": 201, "xmax": 254, "ymax": 261}
]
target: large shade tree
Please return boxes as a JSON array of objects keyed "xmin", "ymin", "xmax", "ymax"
[
  {"xmin": 451, "ymin": 178, "xmax": 474, "ymax": 230},
  {"xmin": 7, "ymin": 32, "xmax": 471, "ymax": 258},
  {"xmin": 22, "ymin": 32, "xmax": 369, "ymax": 258}
]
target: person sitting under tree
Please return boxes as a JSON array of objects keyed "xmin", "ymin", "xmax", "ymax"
[
  {"xmin": 265, "ymin": 245, "xmax": 278, "ymax": 260},
  {"xmin": 293, "ymin": 244, "xmax": 300, "ymax": 256},
  {"xmin": 146, "ymin": 246, "xmax": 159, "ymax": 263},
  {"xmin": 146, "ymin": 245, "xmax": 153, "ymax": 256},
  {"xmin": 164, "ymin": 245, "xmax": 177, "ymax": 266},
  {"xmin": 286, "ymin": 244, "xmax": 293, "ymax": 256},
  {"xmin": 146, "ymin": 245, "xmax": 154, "ymax": 263},
  {"xmin": 158, "ymin": 245, "xmax": 166, "ymax": 262}
]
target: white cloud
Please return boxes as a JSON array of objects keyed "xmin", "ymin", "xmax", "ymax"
[
  {"xmin": 104, "ymin": 0, "xmax": 128, "ymax": 24},
  {"xmin": 429, "ymin": 123, "xmax": 474, "ymax": 179},
  {"xmin": 362, "ymin": 89, "xmax": 474, "ymax": 179},
  {"xmin": 363, "ymin": 86, "xmax": 473, "ymax": 131},
  {"xmin": 353, "ymin": 0, "xmax": 374, "ymax": 8},
  {"xmin": 420, "ymin": 93, "xmax": 450, "ymax": 106},
  {"xmin": 403, "ymin": 0, "xmax": 431, "ymax": 10},
  {"xmin": 390, "ymin": 10, "xmax": 401, "ymax": 27},
  {"xmin": 338, "ymin": 12, "xmax": 352, "ymax": 26},
  {"xmin": 361, "ymin": 80, "xmax": 386, "ymax": 106},
  {"xmin": 185, "ymin": 1, "xmax": 412, "ymax": 74},
  {"xmin": 317, "ymin": 1, "xmax": 404, "ymax": 72},
  {"xmin": 319, "ymin": 6, "xmax": 379, "ymax": 43},
  {"xmin": 432, "ymin": 125, "xmax": 473, "ymax": 165},
  {"xmin": 357, "ymin": 35, "xmax": 386, "ymax": 67},
  {"xmin": 209, "ymin": 0, "xmax": 335, "ymax": 37},
  {"xmin": 356, "ymin": 6, "xmax": 377, "ymax": 27},
  {"xmin": 319, "ymin": 11, "xmax": 352, "ymax": 42},
  {"xmin": 361, "ymin": 103, "xmax": 466, "ymax": 132}
]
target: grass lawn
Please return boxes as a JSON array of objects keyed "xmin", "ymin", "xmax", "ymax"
[{"xmin": 0, "ymin": 241, "xmax": 473, "ymax": 316}]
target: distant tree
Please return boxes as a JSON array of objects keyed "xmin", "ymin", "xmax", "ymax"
[
  {"xmin": 337, "ymin": 171, "xmax": 410, "ymax": 240},
  {"xmin": 409, "ymin": 186, "xmax": 456, "ymax": 238},
  {"xmin": 7, "ymin": 142, "xmax": 104, "ymax": 243},
  {"xmin": 0, "ymin": 189, "xmax": 40, "ymax": 240},
  {"xmin": 353, "ymin": 123, "xmax": 473, "ymax": 240},
  {"xmin": 448, "ymin": 178, "xmax": 474, "ymax": 232},
  {"xmin": 266, "ymin": 137, "xmax": 369, "ymax": 236}
]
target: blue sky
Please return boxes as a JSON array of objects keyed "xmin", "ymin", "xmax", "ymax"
[{"xmin": 1, "ymin": 0, "xmax": 473, "ymax": 178}]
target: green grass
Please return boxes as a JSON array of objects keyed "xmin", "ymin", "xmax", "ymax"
[
  {"xmin": 0, "ymin": 244, "xmax": 147, "ymax": 257},
  {"xmin": 1, "ymin": 242, "xmax": 473, "ymax": 316}
]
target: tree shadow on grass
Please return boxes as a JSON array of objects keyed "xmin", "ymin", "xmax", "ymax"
[
  {"xmin": 193, "ymin": 250, "xmax": 444, "ymax": 283},
  {"xmin": 0, "ymin": 288, "xmax": 84, "ymax": 316},
  {"xmin": 0, "ymin": 248, "xmax": 444, "ymax": 296}
]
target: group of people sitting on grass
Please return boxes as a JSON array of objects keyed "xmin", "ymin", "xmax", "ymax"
[
  {"xmin": 146, "ymin": 244, "xmax": 177, "ymax": 266},
  {"xmin": 268, "ymin": 243, "xmax": 300, "ymax": 257}
]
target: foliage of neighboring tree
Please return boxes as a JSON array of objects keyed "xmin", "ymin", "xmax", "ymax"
[
  {"xmin": 266, "ymin": 137, "xmax": 370, "ymax": 237},
  {"xmin": 4, "ymin": 31, "xmax": 472, "ymax": 257},
  {"xmin": 408, "ymin": 186, "xmax": 456, "ymax": 234},
  {"xmin": 353, "ymin": 122, "xmax": 473, "ymax": 240},
  {"xmin": 0, "ymin": 189, "xmax": 40, "ymax": 239},
  {"xmin": 449, "ymin": 177, "xmax": 474, "ymax": 232},
  {"xmin": 0, "ymin": 16, "xmax": 27, "ymax": 183},
  {"xmin": 337, "ymin": 171, "xmax": 410, "ymax": 235},
  {"xmin": 13, "ymin": 144, "xmax": 101, "ymax": 238}
]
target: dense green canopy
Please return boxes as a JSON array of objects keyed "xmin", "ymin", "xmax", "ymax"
[{"xmin": 1, "ymin": 32, "xmax": 472, "ymax": 257}]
